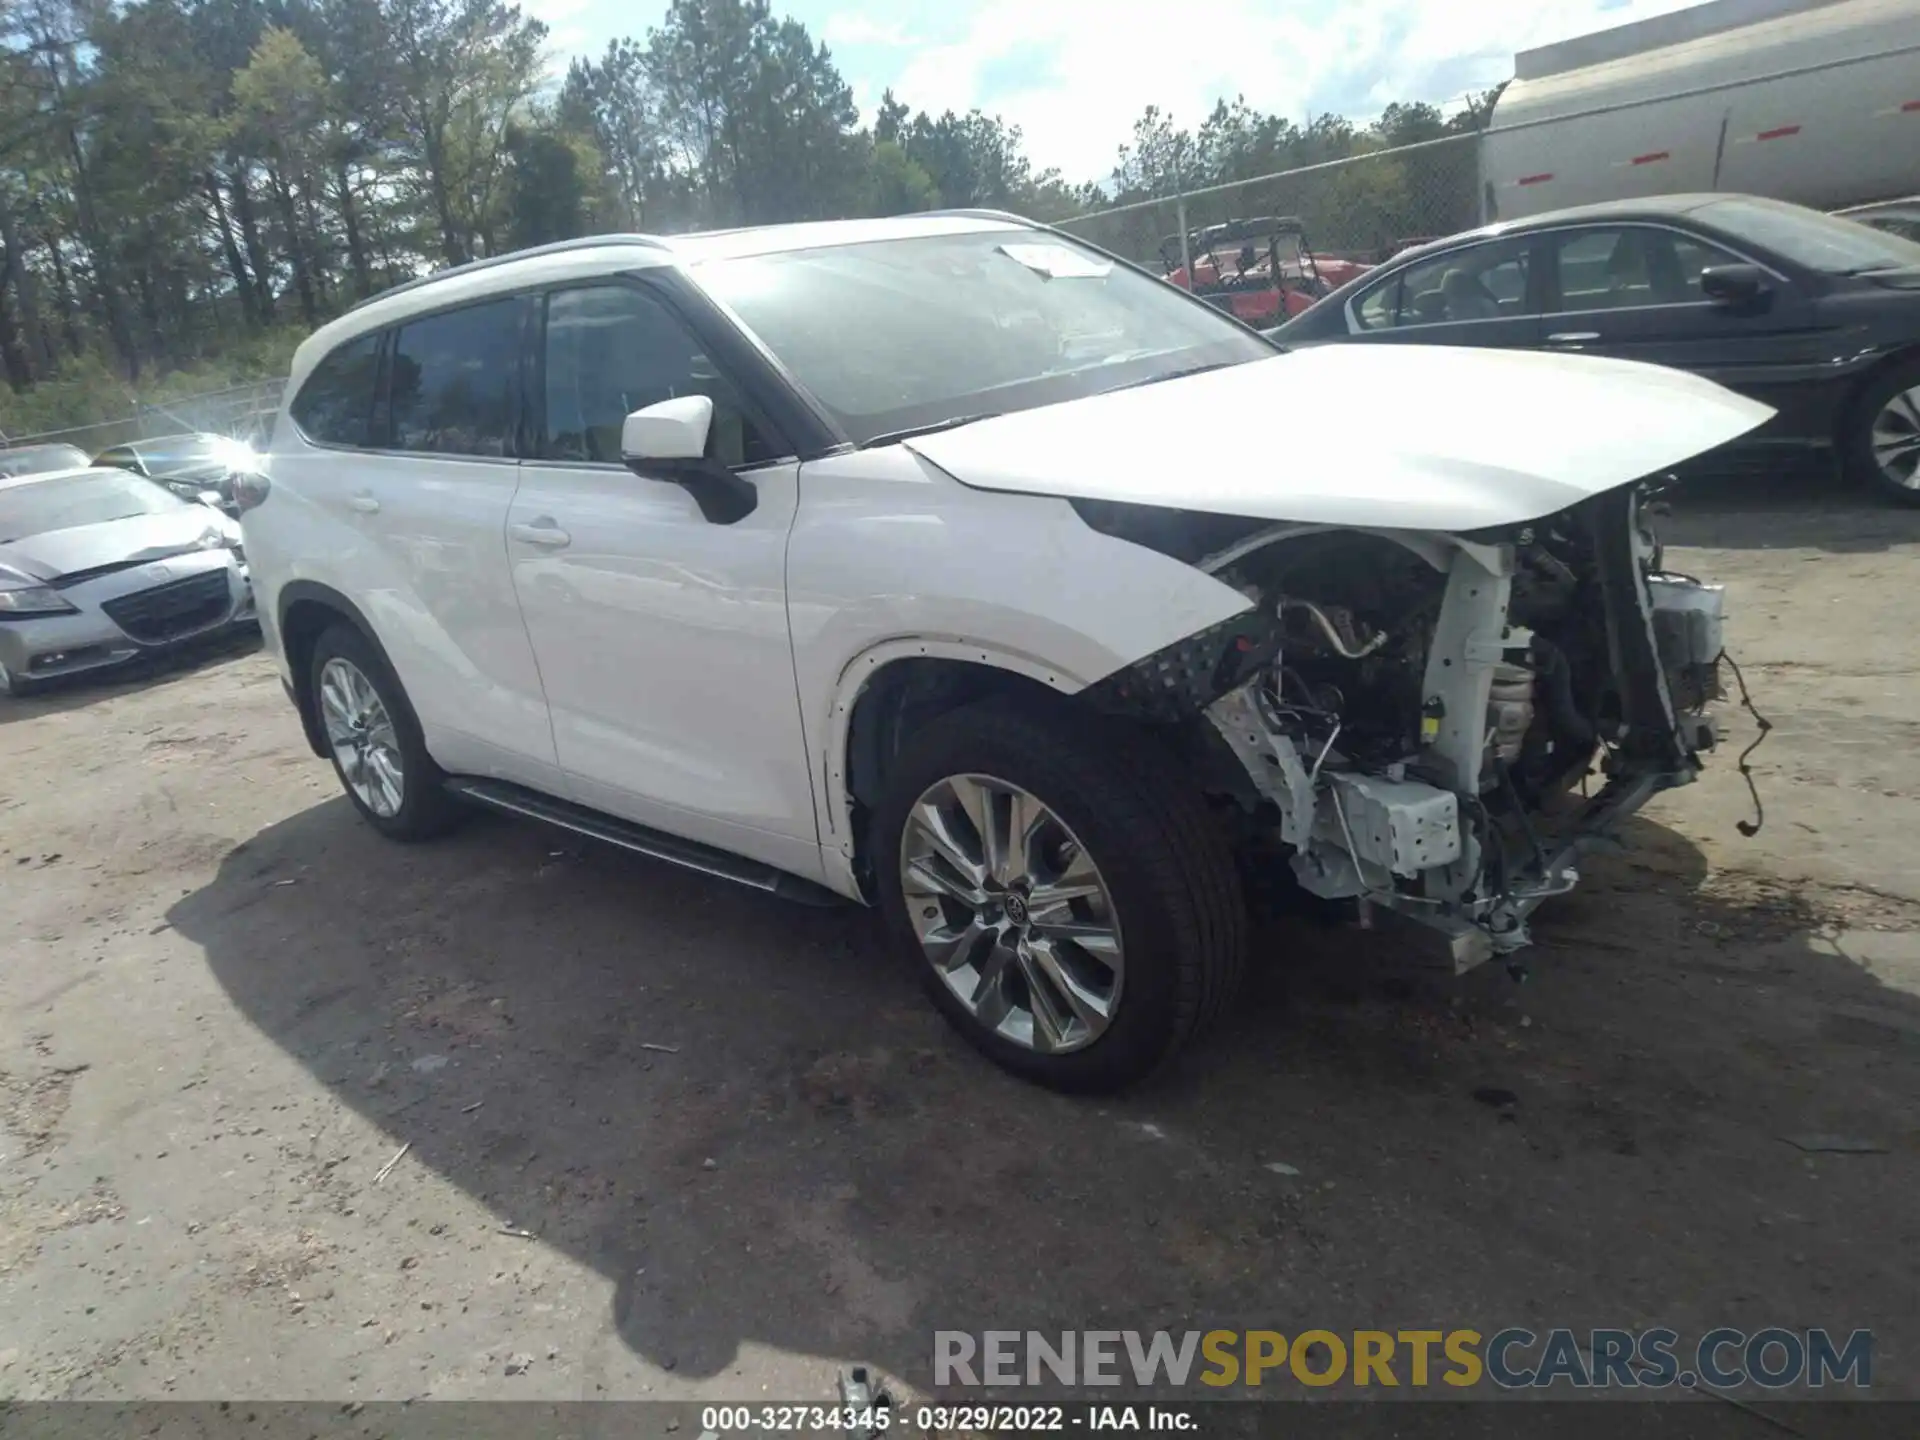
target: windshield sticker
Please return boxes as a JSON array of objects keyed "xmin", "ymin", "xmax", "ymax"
[{"xmin": 998, "ymin": 243, "xmax": 1113, "ymax": 279}]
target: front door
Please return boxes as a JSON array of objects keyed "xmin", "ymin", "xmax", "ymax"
[
  {"xmin": 1534, "ymin": 223, "xmax": 1824, "ymax": 427},
  {"xmin": 507, "ymin": 280, "xmax": 822, "ymax": 881}
]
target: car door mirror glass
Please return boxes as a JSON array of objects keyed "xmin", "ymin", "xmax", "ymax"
[
  {"xmin": 621, "ymin": 395, "xmax": 714, "ymax": 465},
  {"xmin": 1700, "ymin": 263, "xmax": 1770, "ymax": 307}
]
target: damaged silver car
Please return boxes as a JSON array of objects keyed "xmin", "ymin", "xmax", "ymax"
[{"xmin": 0, "ymin": 466, "xmax": 254, "ymax": 696}]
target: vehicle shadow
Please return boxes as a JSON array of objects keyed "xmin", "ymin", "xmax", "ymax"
[
  {"xmin": 1663, "ymin": 458, "xmax": 1920, "ymax": 554},
  {"xmin": 172, "ymin": 798, "xmax": 1920, "ymax": 1398},
  {"xmin": 0, "ymin": 629, "xmax": 261, "ymax": 726}
]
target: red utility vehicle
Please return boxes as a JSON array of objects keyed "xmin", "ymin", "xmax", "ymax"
[{"xmin": 1159, "ymin": 217, "xmax": 1367, "ymax": 322}]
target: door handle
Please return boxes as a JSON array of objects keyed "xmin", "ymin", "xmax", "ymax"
[
  {"xmin": 348, "ymin": 491, "xmax": 380, "ymax": 514},
  {"xmin": 509, "ymin": 519, "xmax": 571, "ymax": 548},
  {"xmin": 1546, "ymin": 331, "xmax": 1601, "ymax": 344}
]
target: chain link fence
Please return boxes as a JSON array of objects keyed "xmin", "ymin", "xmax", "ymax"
[
  {"xmin": 4, "ymin": 139, "xmax": 1487, "ymax": 459},
  {"xmin": 1, "ymin": 377, "xmax": 286, "ymax": 458},
  {"xmin": 1057, "ymin": 132, "xmax": 1483, "ymax": 281}
]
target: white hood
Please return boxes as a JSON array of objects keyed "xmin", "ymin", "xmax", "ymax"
[{"xmin": 904, "ymin": 345, "xmax": 1774, "ymax": 532}]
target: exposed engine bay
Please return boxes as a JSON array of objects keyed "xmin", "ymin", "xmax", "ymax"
[{"xmin": 1082, "ymin": 485, "xmax": 1732, "ymax": 968}]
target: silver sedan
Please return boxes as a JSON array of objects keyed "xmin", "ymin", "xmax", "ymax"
[{"xmin": 0, "ymin": 467, "xmax": 255, "ymax": 697}]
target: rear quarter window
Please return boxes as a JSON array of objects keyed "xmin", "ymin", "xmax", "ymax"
[{"xmin": 290, "ymin": 333, "xmax": 383, "ymax": 447}]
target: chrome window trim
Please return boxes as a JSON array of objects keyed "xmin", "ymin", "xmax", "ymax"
[
  {"xmin": 1342, "ymin": 218, "xmax": 1794, "ymax": 334},
  {"xmin": 1529, "ymin": 219, "xmax": 1790, "ymax": 320},
  {"xmin": 1342, "ymin": 233, "xmax": 1536, "ymax": 334}
]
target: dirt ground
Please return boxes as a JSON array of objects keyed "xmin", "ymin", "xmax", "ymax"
[{"xmin": 1, "ymin": 472, "xmax": 1917, "ymax": 1415}]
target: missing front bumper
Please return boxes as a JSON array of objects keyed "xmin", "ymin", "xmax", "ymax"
[{"xmin": 1196, "ymin": 488, "xmax": 1728, "ymax": 972}]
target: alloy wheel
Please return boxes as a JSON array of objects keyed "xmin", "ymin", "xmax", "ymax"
[
  {"xmin": 899, "ymin": 773, "xmax": 1124, "ymax": 1054},
  {"xmin": 319, "ymin": 656, "xmax": 405, "ymax": 818},
  {"xmin": 1872, "ymin": 383, "xmax": 1920, "ymax": 490}
]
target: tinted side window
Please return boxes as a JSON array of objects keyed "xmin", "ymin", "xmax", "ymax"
[
  {"xmin": 93, "ymin": 446, "xmax": 142, "ymax": 473},
  {"xmin": 388, "ymin": 301, "xmax": 521, "ymax": 457},
  {"xmin": 1548, "ymin": 227, "xmax": 1743, "ymax": 311},
  {"xmin": 1355, "ymin": 238, "xmax": 1532, "ymax": 329},
  {"xmin": 1354, "ymin": 273, "xmax": 1402, "ymax": 331},
  {"xmin": 290, "ymin": 333, "xmax": 382, "ymax": 447},
  {"xmin": 1552, "ymin": 229, "xmax": 1650, "ymax": 311},
  {"xmin": 541, "ymin": 285, "xmax": 775, "ymax": 468},
  {"xmin": 1669, "ymin": 233, "xmax": 1748, "ymax": 298}
]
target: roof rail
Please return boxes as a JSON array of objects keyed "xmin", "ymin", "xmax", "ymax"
[
  {"xmin": 922, "ymin": 207, "xmax": 1038, "ymax": 225},
  {"xmin": 348, "ymin": 233, "xmax": 672, "ymax": 311}
]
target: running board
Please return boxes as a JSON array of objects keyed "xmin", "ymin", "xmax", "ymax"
[{"xmin": 443, "ymin": 777, "xmax": 846, "ymax": 908}]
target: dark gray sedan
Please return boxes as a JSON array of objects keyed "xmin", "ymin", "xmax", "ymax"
[
  {"xmin": 92, "ymin": 433, "xmax": 257, "ymax": 515},
  {"xmin": 1271, "ymin": 193, "xmax": 1920, "ymax": 503},
  {"xmin": 0, "ymin": 468, "xmax": 254, "ymax": 696}
]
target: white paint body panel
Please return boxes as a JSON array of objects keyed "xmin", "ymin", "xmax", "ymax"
[
  {"xmin": 251, "ymin": 427, "xmax": 563, "ymax": 794},
  {"xmin": 904, "ymin": 346, "xmax": 1774, "ymax": 532},
  {"xmin": 622, "ymin": 396, "xmax": 712, "ymax": 462},
  {"xmin": 783, "ymin": 447, "xmax": 1255, "ymax": 883},
  {"xmin": 507, "ymin": 458, "xmax": 826, "ymax": 883}
]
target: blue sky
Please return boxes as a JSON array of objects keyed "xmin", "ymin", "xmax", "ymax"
[{"xmin": 525, "ymin": 0, "xmax": 1707, "ymax": 184}]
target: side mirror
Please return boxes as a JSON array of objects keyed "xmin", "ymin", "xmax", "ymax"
[
  {"xmin": 621, "ymin": 395, "xmax": 712, "ymax": 463},
  {"xmin": 620, "ymin": 396, "xmax": 757, "ymax": 525},
  {"xmin": 1700, "ymin": 263, "xmax": 1771, "ymax": 310}
]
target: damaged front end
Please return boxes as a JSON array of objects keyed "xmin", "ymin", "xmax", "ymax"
[{"xmin": 1083, "ymin": 484, "xmax": 1731, "ymax": 971}]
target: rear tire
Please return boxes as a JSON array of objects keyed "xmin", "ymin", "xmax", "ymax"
[
  {"xmin": 1841, "ymin": 359, "xmax": 1920, "ymax": 506},
  {"xmin": 309, "ymin": 623, "xmax": 462, "ymax": 841},
  {"xmin": 872, "ymin": 698, "xmax": 1245, "ymax": 1092}
]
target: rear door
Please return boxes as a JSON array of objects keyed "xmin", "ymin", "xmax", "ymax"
[
  {"xmin": 1339, "ymin": 234, "xmax": 1546, "ymax": 350},
  {"xmin": 1535, "ymin": 223, "xmax": 1823, "ymax": 411},
  {"xmin": 300, "ymin": 297, "xmax": 562, "ymax": 791}
]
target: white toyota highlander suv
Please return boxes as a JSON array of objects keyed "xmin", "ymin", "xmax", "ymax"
[{"xmin": 243, "ymin": 212, "xmax": 1766, "ymax": 1091}]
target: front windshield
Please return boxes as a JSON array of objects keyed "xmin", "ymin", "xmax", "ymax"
[
  {"xmin": 696, "ymin": 230, "xmax": 1273, "ymax": 443},
  {"xmin": 0, "ymin": 444, "xmax": 90, "ymax": 478},
  {"xmin": 0, "ymin": 471, "xmax": 183, "ymax": 543},
  {"xmin": 1697, "ymin": 198, "xmax": 1920, "ymax": 274}
]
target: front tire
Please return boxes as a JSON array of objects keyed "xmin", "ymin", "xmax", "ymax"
[
  {"xmin": 873, "ymin": 698, "xmax": 1245, "ymax": 1092},
  {"xmin": 1842, "ymin": 359, "xmax": 1920, "ymax": 506},
  {"xmin": 0, "ymin": 662, "xmax": 43, "ymax": 699},
  {"xmin": 309, "ymin": 624, "xmax": 461, "ymax": 841}
]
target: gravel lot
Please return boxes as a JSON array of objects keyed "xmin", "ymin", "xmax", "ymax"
[{"xmin": 2, "ymin": 475, "xmax": 1917, "ymax": 1413}]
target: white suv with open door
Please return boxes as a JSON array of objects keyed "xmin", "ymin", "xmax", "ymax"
[{"xmin": 244, "ymin": 213, "xmax": 1765, "ymax": 1091}]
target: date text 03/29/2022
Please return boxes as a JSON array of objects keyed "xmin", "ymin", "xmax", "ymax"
[
  {"xmin": 933, "ymin": 1327, "xmax": 1874, "ymax": 1391},
  {"xmin": 700, "ymin": 1405, "xmax": 1194, "ymax": 1433}
]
